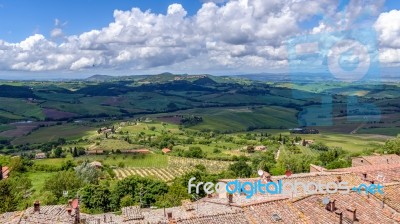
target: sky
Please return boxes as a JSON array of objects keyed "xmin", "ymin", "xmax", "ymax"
[{"xmin": 0, "ymin": 0, "xmax": 400, "ymax": 78}]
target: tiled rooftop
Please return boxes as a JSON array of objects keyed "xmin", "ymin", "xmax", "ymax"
[
  {"xmin": 243, "ymin": 198, "xmax": 306, "ymax": 223},
  {"xmin": 2, "ymin": 154, "xmax": 400, "ymax": 223},
  {"xmin": 176, "ymin": 211, "xmax": 249, "ymax": 224},
  {"xmin": 328, "ymin": 163, "xmax": 400, "ymax": 184},
  {"xmin": 354, "ymin": 154, "xmax": 400, "ymax": 166},
  {"xmin": 373, "ymin": 183, "xmax": 400, "ymax": 213},
  {"xmin": 292, "ymin": 192, "xmax": 400, "ymax": 223},
  {"xmin": 19, "ymin": 205, "xmax": 76, "ymax": 224}
]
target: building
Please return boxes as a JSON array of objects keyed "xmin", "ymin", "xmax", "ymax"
[
  {"xmin": 162, "ymin": 148, "xmax": 172, "ymax": 154},
  {"xmin": 254, "ymin": 145, "xmax": 266, "ymax": 151},
  {"xmin": 34, "ymin": 152, "xmax": 47, "ymax": 159},
  {"xmin": 351, "ymin": 154, "xmax": 400, "ymax": 167},
  {"xmin": 89, "ymin": 161, "xmax": 103, "ymax": 169},
  {"xmin": 86, "ymin": 150, "xmax": 104, "ymax": 155},
  {"xmin": 0, "ymin": 165, "xmax": 9, "ymax": 180},
  {"xmin": 2, "ymin": 154, "xmax": 400, "ymax": 223}
]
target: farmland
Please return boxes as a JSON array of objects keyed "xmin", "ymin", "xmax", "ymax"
[
  {"xmin": 114, "ymin": 157, "xmax": 232, "ymax": 181},
  {"xmin": 0, "ymin": 74, "xmax": 397, "ymax": 215}
]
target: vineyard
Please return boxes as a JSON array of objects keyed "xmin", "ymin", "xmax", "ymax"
[
  {"xmin": 114, "ymin": 167, "xmax": 187, "ymax": 181},
  {"xmin": 114, "ymin": 156, "xmax": 233, "ymax": 181}
]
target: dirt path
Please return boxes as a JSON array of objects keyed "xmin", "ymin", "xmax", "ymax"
[
  {"xmin": 275, "ymin": 145, "xmax": 283, "ymax": 161},
  {"xmin": 350, "ymin": 122, "xmax": 366, "ymax": 134}
]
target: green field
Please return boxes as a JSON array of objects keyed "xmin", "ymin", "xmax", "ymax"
[
  {"xmin": 358, "ymin": 127, "xmax": 400, "ymax": 136},
  {"xmin": 12, "ymin": 124, "xmax": 95, "ymax": 145},
  {"xmin": 34, "ymin": 154, "xmax": 169, "ymax": 168},
  {"xmin": 179, "ymin": 106, "xmax": 299, "ymax": 132},
  {"xmin": 295, "ymin": 132, "xmax": 388, "ymax": 152}
]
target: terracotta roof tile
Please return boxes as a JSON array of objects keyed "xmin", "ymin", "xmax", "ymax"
[{"xmin": 292, "ymin": 192, "xmax": 399, "ymax": 224}]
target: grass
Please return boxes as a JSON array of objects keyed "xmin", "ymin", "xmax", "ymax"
[
  {"xmin": 28, "ymin": 172, "xmax": 55, "ymax": 190},
  {"xmin": 0, "ymin": 97, "xmax": 44, "ymax": 120},
  {"xmin": 296, "ymin": 132, "xmax": 388, "ymax": 153},
  {"xmin": 12, "ymin": 124, "xmax": 95, "ymax": 145},
  {"xmin": 34, "ymin": 154, "xmax": 169, "ymax": 168},
  {"xmin": 34, "ymin": 158, "xmax": 65, "ymax": 169},
  {"xmin": 94, "ymin": 139, "xmax": 137, "ymax": 150},
  {"xmin": 41, "ymin": 97, "xmax": 122, "ymax": 116},
  {"xmin": 78, "ymin": 154, "xmax": 168, "ymax": 168},
  {"xmin": 358, "ymin": 127, "xmax": 400, "ymax": 136},
  {"xmin": 0, "ymin": 124, "xmax": 16, "ymax": 132},
  {"xmin": 183, "ymin": 106, "xmax": 298, "ymax": 131}
]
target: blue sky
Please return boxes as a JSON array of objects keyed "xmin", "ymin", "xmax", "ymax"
[
  {"xmin": 0, "ymin": 0, "xmax": 207, "ymax": 42},
  {"xmin": 0, "ymin": 0, "xmax": 399, "ymax": 78}
]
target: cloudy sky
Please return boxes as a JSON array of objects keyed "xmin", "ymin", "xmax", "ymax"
[{"xmin": 0, "ymin": 0, "xmax": 399, "ymax": 78}]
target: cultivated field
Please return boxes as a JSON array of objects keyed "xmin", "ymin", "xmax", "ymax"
[{"xmin": 114, "ymin": 156, "xmax": 233, "ymax": 181}]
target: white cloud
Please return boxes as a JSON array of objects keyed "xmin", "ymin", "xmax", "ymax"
[
  {"xmin": 50, "ymin": 28, "xmax": 63, "ymax": 38},
  {"xmin": 375, "ymin": 10, "xmax": 400, "ymax": 48},
  {"xmin": 0, "ymin": 0, "xmax": 396, "ymax": 74}
]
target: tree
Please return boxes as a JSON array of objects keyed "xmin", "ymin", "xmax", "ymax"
[
  {"xmin": 73, "ymin": 147, "xmax": 78, "ymax": 157},
  {"xmin": 156, "ymin": 182, "xmax": 190, "ymax": 208},
  {"xmin": 81, "ymin": 184, "xmax": 112, "ymax": 213},
  {"xmin": 0, "ymin": 180, "xmax": 16, "ymax": 213},
  {"xmin": 120, "ymin": 195, "xmax": 136, "ymax": 207},
  {"xmin": 251, "ymin": 151, "xmax": 276, "ymax": 172},
  {"xmin": 319, "ymin": 147, "xmax": 346, "ymax": 166},
  {"xmin": 112, "ymin": 176, "xmax": 168, "ymax": 209},
  {"xmin": 184, "ymin": 147, "xmax": 204, "ymax": 158},
  {"xmin": 43, "ymin": 171, "xmax": 82, "ymax": 200},
  {"xmin": 228, "ymin": 160, "xmax": 252, "ymax": 178},
  {"xmin": 246, "ymin": 145, "xmax": 255, "ymax": 153},
  {"xmin": 383, "ymin": 136, "xmax": 400, "ymax": 155},
  {"xmin": 61, "ymin": 159, "xmax": 76, "ymax": 171},
  {"xmin": 75, "ymin": 161, "xmax": 101, "ymax": 184},
  {"xmin": 54, "ymin": 147, "xmax": 63, "ymax": 158},
  {"xmin": 310, "ymin": 142, "xmax": 330, "ymax": 151},
  {"xmin": 10, "ymin": 156, "xmax": 26, "ymax": 173}
]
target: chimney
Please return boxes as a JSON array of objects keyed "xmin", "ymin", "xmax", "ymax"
[
  {"xmin": 370, "ymin": 180, "xmax": 375, "ymax": 184},
  {"xmin": 335, "ymin": 210, "xmax": 343, "ymax": 224},
  {"xmin": 33, "ymin": 201, "xmax": 40, "ymax": 213},
  {"xmin": 66, "ymin": 208, "xmax": 72, "ymax": 216},
  {"xmin": 167, "ymin": 212, "xmax": 173, "ymax": 220},
  {"xmin": 346, "ymin": 207, "xmax": 357, "ymax": 222},
  {"xmin": 228, "ymin": 194, "xmax": 233, "ymax": 204},
  {"xmin": 362, "ymin": 173, "xmax": 367, "ymax": 180},
  {"xmin": 326, "ymin": 200, "xmax": 336, "ymax": 212}
]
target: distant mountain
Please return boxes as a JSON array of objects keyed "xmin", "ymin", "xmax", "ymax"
[
  {"xmin": 85, "ymin": 74, "xmax": 115, "ymax": 82},
  {"xmin": 237, "ymin": 73, "xmax": 338, "ymax": 83}
]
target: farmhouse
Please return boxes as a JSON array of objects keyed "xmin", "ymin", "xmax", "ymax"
[
  {"xmin": 0, "ymin": 165, "xmax": 9, "ymax": 180},
  {"xmin": 34, "ymin": 152, "xmax": 47, "ymax": 159},
  {"xmin": 162, "ymin": 148, "xmax": 171, "ymax": 154},
  {"xmin": 254, "ymin": 145, "xmax": 266, "ymax": 151},
  {"xmin": 86, "ymin": 150, "xmax": 104, "ymax": 155},
  {"xmin": 89, "ymin": 161, "xmax": 102, "ymax": 169},
  {"xmin": 302, "ymin": 139, "xmax": 315, "ymax": 146}
]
